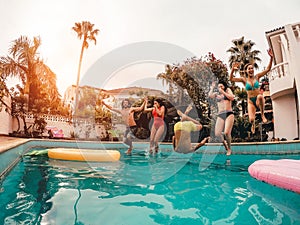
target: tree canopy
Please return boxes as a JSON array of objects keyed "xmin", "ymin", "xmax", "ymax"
[
  {"xmin": 0, "ymin": 35, "xmax": 68, "ymax": 137},
  {"xmin": 0, "ymin": 36, "xmax": 62, "ymax": 114},
  {"xmin": 227, "ymin": 36, "xmax": 261, "ymax": 76},
  {"xmin": 157, "ymin": 52, "xmax": 229, "ymax": 124}
]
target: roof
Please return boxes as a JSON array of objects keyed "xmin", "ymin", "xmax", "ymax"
[
  {"xmin": 265, "ymin": 25, "xmax": 284, "ymax": 34},
  {"xmin": 265, "ymin": 22, "xmax": 300, "ymax": 35}
]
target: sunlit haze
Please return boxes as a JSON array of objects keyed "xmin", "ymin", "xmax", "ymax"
[{"xmin": 1, "ymin": 0, "xmax": 299, "ymax": 95}]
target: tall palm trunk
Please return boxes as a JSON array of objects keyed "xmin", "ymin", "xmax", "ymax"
[
  {"xmin": 74, "ymin": 38, "xmax": 86, "ymax": 114},
  {"xmin": 72, "ymin": 21, "xmax": 99, "ymax": 116}
]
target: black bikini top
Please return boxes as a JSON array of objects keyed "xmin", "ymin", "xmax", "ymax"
[{"xmin": 216, "ymin": 94, "xmax": 229, "ymax": 102}]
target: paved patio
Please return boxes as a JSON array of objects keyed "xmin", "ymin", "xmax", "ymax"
[{"xmin": 0, "ymin": 135, "xmax": 29, "ymax": 153}]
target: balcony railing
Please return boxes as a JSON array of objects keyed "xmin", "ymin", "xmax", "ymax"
[{"xmin": 268, "ymin": 62, "xmax": 289, "ymax": 81}]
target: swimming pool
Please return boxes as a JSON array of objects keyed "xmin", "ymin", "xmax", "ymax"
[{"xmin": 1, "ymin": 140, "xmax": 300, "ymax": 225}]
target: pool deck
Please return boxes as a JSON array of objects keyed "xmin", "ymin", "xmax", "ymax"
[
  {"xmin": 0, "ymin": 135, "xmax": 29, "ymax": 153},
  {"xmin": 1, "ymin": 135, "xmax": 300, "ymax": 155}
]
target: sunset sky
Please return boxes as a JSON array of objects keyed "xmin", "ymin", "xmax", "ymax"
[{"xmin": 1, "ymin": 0, "xmax": 299, "ymax": 95}]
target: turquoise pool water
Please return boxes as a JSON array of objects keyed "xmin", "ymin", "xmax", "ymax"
[{"xmin": 1, "ymin": 143, "xmax": 300, "ymax": 225}]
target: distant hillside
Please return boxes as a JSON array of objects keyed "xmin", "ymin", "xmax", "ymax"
[{"xmin": 105, "ymin": 86, "xmax": 167, "ymax": 97}]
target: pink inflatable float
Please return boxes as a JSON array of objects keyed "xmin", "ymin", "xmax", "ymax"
[{"xmin": 248, "ymin": 159, "xmax": 300, "ymax": 194}]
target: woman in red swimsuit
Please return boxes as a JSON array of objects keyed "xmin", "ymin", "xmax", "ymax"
[{"xmin": 144, "ymin": 98, "xmax": 166, "ymax": 154}]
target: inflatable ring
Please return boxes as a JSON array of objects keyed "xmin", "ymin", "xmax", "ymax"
[
  {"xmin": 248, "ymin": 159, "xmax": 300, "ymax": 193},
  {"xmin": 48, "ymin": 148, "xmax": 120, "ymax": 162}
]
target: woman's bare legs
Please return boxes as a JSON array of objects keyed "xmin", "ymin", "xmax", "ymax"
[
  {"xmin": 193, "ymin": 136, "xmax": 210, "ymax": 151},
  {"xmin": 149, "ymin": 126, "xmax": 156, "ymax": 153},
  {"xmin": 215, "ymin": 114, "xmax": 234, "ymax": 156},
  {"xmin": 215, "ymin": 117, "xmax": 229, "ymax": 154},
  {"xmin": 248, "ymin": 102, "xmax": 257, "ymax": 134},
  {"xmin": 223, "ymin": 114, "xmax": 234, "ymax": 155},
  {"xmin": 256, "ymin": 95, "xmax": 267, "ymax": 123},
  {"xmin": 184, "ymin": 104, "xmax": 193, "ymax": 115},
  {"xmin": 153, "ymin": 125, "xmax": 165, "ymax": 153},
  {"xmin": 177, "ymin": 110, "xmax": 201, "ymax": 126},
  {"xmin": 149, "ymin": 125, "xmax": 165, "ymax": 154}
]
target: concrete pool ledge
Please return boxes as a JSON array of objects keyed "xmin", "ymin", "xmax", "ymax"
[
  {"xmin": 0, "ymin": 136, "xmax": 30, "ymax": 153},
  {"xmin": 196, "ymin": 140, "xmax": 300, "ymax": 154},
  {"xmin": 1, "ymin": 137, "xmax": 300, "ymax": 154}
]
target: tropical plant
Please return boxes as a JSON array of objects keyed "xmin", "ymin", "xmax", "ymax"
[
  {"xmin": 0, "ymin": 36, "xmax": 61, "ymax": 113},
  {"xmin": 72, "ymin": 21, "xmax": 99, "ymax": 112},
  {"xmin": 233, "ymin": 86, "xmax": 247, "ymax": 115},
  {"xmin": 157, "ymin": 52, "xmax": 267, "ymax": 142},
  {"xmin": 232, "ymin": 116, "xmax": 251, "ymax": 142},
  {"xmin": 157, "ymin": 53, "xmax": 229, "ymax": 125},
  {"xmin": 94, "ymin": 92, "xmax": 113, "ymax": 129},
  {"xmin": 75, "ymin": 86, "xmax": 98, "ymax": 117},
  {"xmin": 0, "ymin": 74, "xmax": 11, "ymax": 113},
  {"xmin": 0, "ymin": 36, "xmax": 67, "ymax": 136},
  {"xmin": 10, "ymin": 85, "xmax": 51, "ymax": 137},
  {"xmin": 10, "ymin": 85, "xmax": 29, "ymax": 135},
  {"xmin": 157, "ymin": 59, "xmax": 208, "ymax": 118},
  {"xmin": 227, "ymin": 36, "xmax": 261, "ymax": 76},
  {"xmin": 32, "ymin": 116, "xmax": 47, "ymax": 137},
  {"xmin": 157, "ymin": 65, "xmax": 176, "ymax": 101}
]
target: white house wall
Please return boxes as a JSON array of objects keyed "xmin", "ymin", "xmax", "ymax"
[
  {"xmin": 267, "ymin": 22, "xmax": 300, "ymax": 140},
  {"xmin": 272, "ymin": 93, "xmax": 298, "ymax": 140},
  {"xmin": 0, "ymin": 97, "xmax": 12, "ymax": 135},
  {"xmin": 269, "ymin": 74, "xmax": 293, "ymax": 99},
  {"xmin": 285, "ymin": 24, "xmax": 300, "ymax": 139}
]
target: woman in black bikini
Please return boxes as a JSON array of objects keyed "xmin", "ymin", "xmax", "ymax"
[{"xmin": 209, "ymin": 81, "xmax": 235, "ymax": 155}]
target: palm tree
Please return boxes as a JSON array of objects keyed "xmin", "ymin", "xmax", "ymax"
[
  {"xmin": 72, "ymin": 21, "xmax": 99, "ymax": 114},
  {"xmin": 234, "ymin": 87, "xmax": 248, "ymax": 115},
  {"xmin": 0, "ymin": 36, "xmax": 60, "ymax": 111},
  {"xmin": 0, "ymin": 75, "xmax": 11, "ymax": 112},
  {"xmin": 157, "ymin": 65, "xmax": 176, "ymax": 102},
  {"xmin": 0, "ymin": 36, "xmax": 40, "ymax": 109},
  {"xmin": 227, "ymin": 36, "xmax": 261, "ymax": 76},
  {"xmin": 1, "ymin": 36, "xmax": 63, "ymax": 136}
]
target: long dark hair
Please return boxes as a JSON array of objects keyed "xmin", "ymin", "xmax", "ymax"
[
  {"xmin": 154, "ymin": 97, "xmax": 168, "ymax": 116},
  {"xmin": 243, "ymin": 63, "xmax": 252, "ymax": 77},
  {"xmin": 121, "ymin": 98, "xmax": 131, "ymax": 109},
  {"xmin": 219, "ymin": 80, "xmax": 229, "ymax": 91}
]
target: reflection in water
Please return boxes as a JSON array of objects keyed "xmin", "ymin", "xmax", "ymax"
[
  {"xmin": 74, "ymin": 186, "xmax": 82, "ymax": 225},
  {"xmin": 1, "ymin": 152, "xmax": 300, "ymax": 224},
  {"xmin": 113, "ymin": 151, "xmax": 192, "ymax": 186},
  {"xmin": 247, "ymin": 179, "xmax": 300, "ymax": 224},
  {"xmin": 248, "ymin": 204, "xmax": 283, "ymax": 225},
  {"xmin": 1, "ymin": 155, "xmax": 53, "ymax": 225}
]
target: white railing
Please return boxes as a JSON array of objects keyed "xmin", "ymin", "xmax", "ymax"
[
  {"xmin": 25, "ymin": 114, "xmax": 72, "ymax": 123},
  {"xmin": 268, "ymin": 62, "xmax": 289, "ymax": 81},
  {"xmin": 19, "ymin": 113, "xmax": 108, "ymax": 139}
]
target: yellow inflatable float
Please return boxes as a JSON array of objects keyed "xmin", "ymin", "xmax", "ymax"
[{"xmin": 48, "ymin": 148, "xmax": 120, "ymax": 162}]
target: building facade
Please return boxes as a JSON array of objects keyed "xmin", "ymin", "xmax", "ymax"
[
  {"xmin": 266, "ymin": 22, "xmax": 300, "ymax": 140},
  {"xmin": 0, "ymin": 85, "xmax": 166, "ymax": 139}
]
